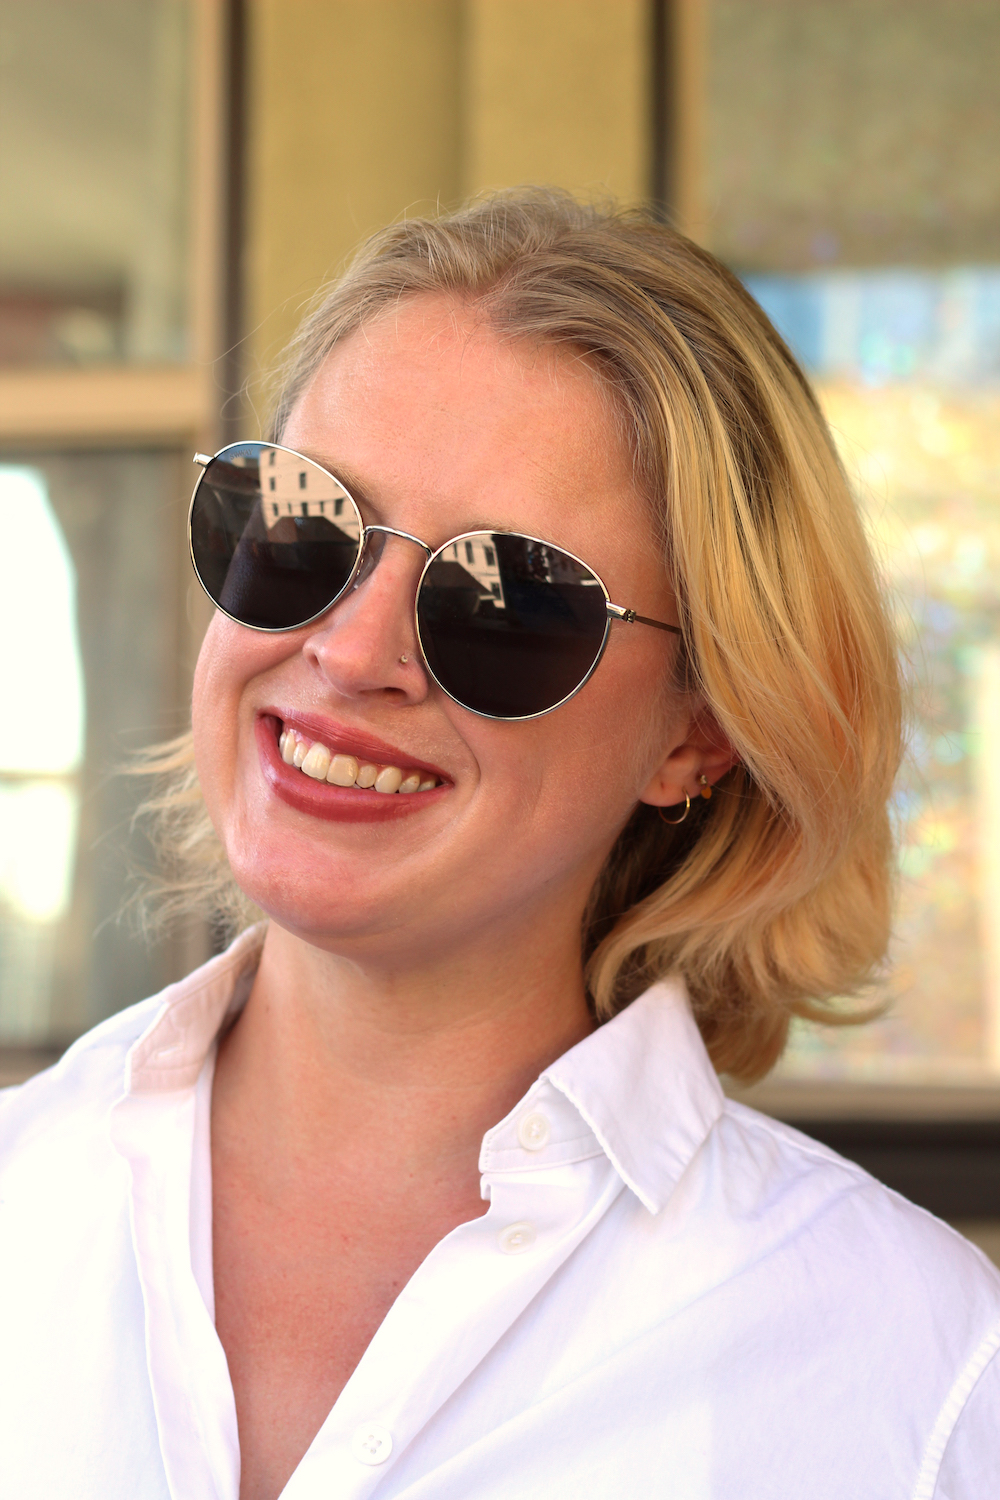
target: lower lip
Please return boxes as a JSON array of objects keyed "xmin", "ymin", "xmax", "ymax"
[{"xmin": 255, "ymin": 716, "xmax": 449, "ymax": 823}]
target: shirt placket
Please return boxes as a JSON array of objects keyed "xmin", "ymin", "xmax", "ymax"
[
  {"xmin": 281, "ymin": 1153, "xmax": 623, "ymax": 1498},
  {"xmin": 111, "ymin": 1087, "xmax": 241, "ymax": 1500}
]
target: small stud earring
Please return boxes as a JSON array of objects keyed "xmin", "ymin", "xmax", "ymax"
[
  {"xmin": 699, "ymin": 774, "xmax": 712, "ymax": 800},
  {"xmin": 399, "ymin": 653, "xmax": 409, "ymax": 664}
]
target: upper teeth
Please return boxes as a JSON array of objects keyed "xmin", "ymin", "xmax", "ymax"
[{"xmin": 279, "ymin": 727, "xmax": 439, "ymax": 793}]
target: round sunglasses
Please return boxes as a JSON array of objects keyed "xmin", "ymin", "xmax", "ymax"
[{"xmin": 189, "ymin": 442, "xmax": 681, "ymax": 721}]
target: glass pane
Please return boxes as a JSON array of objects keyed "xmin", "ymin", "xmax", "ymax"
[
  {"xmin": 705, "ymin": 0, "xmax": 1000, "ymax": 1083},
  {"xmin": 0, "ymin": 1, "xmax": 190, "ymax": 366},
  {"xmin": 0, "ymin": 451, "xmax": 187, "ymax": 1045}
]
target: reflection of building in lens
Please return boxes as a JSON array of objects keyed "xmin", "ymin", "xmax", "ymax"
[
  {"xmin": 440, "ymin": 536, "xmax": 505, "ymax": 608},
  {"xmin": 528, "ymin": 541, "xmax": 597, "ymax": 589},
  {"xmin": 258, "ymin": 447, "xmax": 358, "ymax": 535}
]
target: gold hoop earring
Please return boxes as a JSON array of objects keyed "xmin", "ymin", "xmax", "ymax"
[{"xmin": 658, "ymin": 792, "xmax": 690, "ymax": 826}]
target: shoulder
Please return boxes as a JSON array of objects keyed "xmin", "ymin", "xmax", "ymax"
[
  {"xmin": 0, "ymin": 996, "xmax": 161, "ymax": 1174},
  {"xmin": 695, "ymin": 1097, "xmax": 1000, "ymax": 1439},
  {"xmin": 0, "ymin": 925, "xmax": 264, "ymax": 1171},
  {"xmin": 655, "ymin": 1098, "xmax": 1000, "ymax": 1491},
  {"xmin": 711, "ymin": 1097, "xmax": 1000, "ymax": 1300},
  {"xmin": 0, "ymin": 996, "xmax": 166, "ymax": 1303}
]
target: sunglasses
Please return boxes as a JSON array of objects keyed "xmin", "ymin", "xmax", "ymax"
[{"xmin": 189, "ymin": 442, "xmax": 681, "ymax": 721}]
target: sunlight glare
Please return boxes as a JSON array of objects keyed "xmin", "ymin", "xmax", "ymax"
[{"xmin": 0, "ymin": 467, "xmax": 85, "ymax": 772}]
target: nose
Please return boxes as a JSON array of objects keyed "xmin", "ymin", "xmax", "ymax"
[
  {"xmin": 353, "ymin": 524, "xmax": 432, "ymax": 591},
  {"xmin": 300, "ymin": 528, "xmax": 430, "ymax": 705}
]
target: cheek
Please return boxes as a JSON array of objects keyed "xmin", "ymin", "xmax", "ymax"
[
  {"xmin": 193, "ymin": 615, "xmax": 290, "ymax": 718},
  {"xmin": 475, "ymin": 657, "xmax": 674, "ymax": 861},
  {"xmin": 193, "ymin": 613, "xmax": 233, "ymax": 699},
  {"xmin": 581, "ymin": 645, "xmax": 678, "ymax": 782},
  {"xmin": 192, "ymin": 617, "xmax": 239, "ymax": 737},
  {"xmin": 191, "ymin": 627, "xmax": 232, "ymax": 819},
  {"xmin": 191, "ymin": 617, "xmax": 266, "ymax": 807}
]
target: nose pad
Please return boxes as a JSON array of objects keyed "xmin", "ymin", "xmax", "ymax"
[{"xmin": 352, "ymin": 529, "xmax": 389, "ymax": 592}]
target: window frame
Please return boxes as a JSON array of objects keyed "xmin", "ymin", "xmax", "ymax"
[
  {"xmin": 0, "ymin": 0, "xmax": 235, "ymax": 1081},
  {"xmin": 655, "ymin": 0, "xmax": 1000, "ymax": 1216}
]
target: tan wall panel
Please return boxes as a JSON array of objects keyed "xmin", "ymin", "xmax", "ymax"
[
  {"xmin": 463, "ymin": 0, "xmax": 650, "ymax": 203},
  {"xmin": 0, "ymin": 367, "xmax": 213, "ymax": 445},
  {"xmin": 246, "ymin": 0, "xmax": 462, "ymax": 377},
  {"xmin": 246, "ymin": 0, "xmax": 653, "ymax": 394}
]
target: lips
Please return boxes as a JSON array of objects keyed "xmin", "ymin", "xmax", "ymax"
[
  {"xmin": 255, "ymin": 711, "xmax": 450, "ymax": 823},
  {"xmin": 272, "ymin": 710, "xmax": 448, "ymax": 781}
]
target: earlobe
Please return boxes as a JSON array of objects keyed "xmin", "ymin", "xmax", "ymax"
[{"xmin": 639, "ymin": 749, "xmax": 699, "ymax": 812}]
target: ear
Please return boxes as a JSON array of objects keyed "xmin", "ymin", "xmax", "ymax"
[{"xmin": 639, "ymin": 704, "xmax": 739, "ymax": 809}]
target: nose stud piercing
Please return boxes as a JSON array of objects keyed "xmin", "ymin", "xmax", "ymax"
[{"xmin": 399, "ymin": 654, "xmax": 409, "ymax": 664}]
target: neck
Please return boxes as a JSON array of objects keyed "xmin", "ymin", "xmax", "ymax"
[{"xmin": 213, "ymin": 912, "xmax": 595, "ymax": 1195}]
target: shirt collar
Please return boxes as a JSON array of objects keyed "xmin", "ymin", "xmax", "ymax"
[
  {"xmin": 125, "ymin": 925, "xmax": 264, "ymax": 1093},
  {"xmin": 546, "ymin": 981, "xmax": 725, "ymax": 1213},
  {"xmin": 125, "ymin": 929, "xmax": 725, "ymax": 1214},
  {"xmin": 479, "ymin": 980, "xmax": 725, "ymax": 1215}
]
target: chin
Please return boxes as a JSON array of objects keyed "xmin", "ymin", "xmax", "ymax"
[{"xmin": 222, "ymin": 833, "xmax": 397, "ymax": 948}]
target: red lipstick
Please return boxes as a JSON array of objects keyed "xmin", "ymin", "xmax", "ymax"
[{"xmin": 255, "ymin": 712, "xmax": 450, "ymax": 823}]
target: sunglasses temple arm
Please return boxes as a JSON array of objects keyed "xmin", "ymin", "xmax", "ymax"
[{"xmin": 606, "ymin": 603, "xmax": 683, "ymax": 636}]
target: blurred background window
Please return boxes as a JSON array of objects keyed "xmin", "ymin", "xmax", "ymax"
[
  {"xmin": 697, "ymin": 0, "xmax": 1000, "ymax": 1088},
  {"xmin": 0, "ymin": 0, "xmax": 191, "ymax": 367},
  {"xmin": 0, "ymin": 0, "xmax": 225, "ymax": 1073},
  {"xmin": 0, "ymin": 452, "xmax": 185, "ymax": 1045}
]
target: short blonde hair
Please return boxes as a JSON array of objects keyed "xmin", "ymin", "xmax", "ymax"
[{"xmin": 138, "ymin": 190, "xmax": 902, "ymax": 1082}]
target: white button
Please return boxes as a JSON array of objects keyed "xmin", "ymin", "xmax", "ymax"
[
  {"xmin": 517, "ymin": 1110, "xmax": 550, "ymax": 1151},
  {"xmin": 351, "ymin": 1423, "xmax": 393, "ymax": 1465},
  {"xmin": 499, "ymin": 1220, "xmax": 537, "ymax": 1254}
]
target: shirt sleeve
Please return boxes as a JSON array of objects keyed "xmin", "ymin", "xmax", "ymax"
[{"xmin": 932, "ymin": 1337, "xmax": 1000, "ymax": 1499}]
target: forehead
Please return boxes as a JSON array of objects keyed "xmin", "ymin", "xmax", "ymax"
[
  {"xmin": 294, "ymin": 292, "xmax": 609, "ymax": 422},
  {"xmin": 282, "ymin": 294, "xmax": 641, "ymax": 523},
  {"xmin": 280, "ymin": 297, "xmax": 665, "ymax": 610}
]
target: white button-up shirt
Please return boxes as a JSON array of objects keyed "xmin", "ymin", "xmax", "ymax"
[{"xmin": 1, "ymin": 926, "xmax": 998, "ymax": 1498}]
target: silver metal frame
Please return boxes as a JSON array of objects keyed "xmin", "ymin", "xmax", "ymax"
[
  {"xmin": 190, "ymin": 443, "xmax": 682, "ymax": 722},
  {"xmin": 415, "ymin": 526, "xmax": 612, "ymax": 722}
]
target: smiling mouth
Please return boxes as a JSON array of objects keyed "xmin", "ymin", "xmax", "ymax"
[{"xmin": 278, "ymin": 725, "xmax": 443, "ymax": 795}]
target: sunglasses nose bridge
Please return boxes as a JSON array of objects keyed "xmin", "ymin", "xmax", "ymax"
[
  {"xmin": 355, "ymin": 528, "xmax": 434, "ymax": 591},
  {"xmin": 363, "ymin": 524, "xmax": 433, "ymax": 557},
  {"xmin": 353, "ymin": 524, "xmax": 433, "ymax": 596}
]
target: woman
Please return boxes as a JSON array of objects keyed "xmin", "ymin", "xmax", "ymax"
[{"xmin": 2, "ymin": 192, "xmax": 997, "ymax": 1499}]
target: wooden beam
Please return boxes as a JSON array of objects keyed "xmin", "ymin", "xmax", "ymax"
[
  {"xmin": 190, "ymin": 0, "xmax": 228, "ymax": 390},
  {"xmin": 669, "ymin": 0, "xmax": 708, "ymax": 242},
  {"xmin": 0, "ymin": 366, "xmax": 216, "ymax": 445}
]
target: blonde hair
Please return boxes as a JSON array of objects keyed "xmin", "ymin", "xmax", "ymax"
[{"xmin": 138, "ymin": 190, "xmax": 902, "ymax": 1082}]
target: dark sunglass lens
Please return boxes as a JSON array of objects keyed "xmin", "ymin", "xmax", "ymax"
[
  {"xmin": 417, "ymin": 533, "xmax": 610, "ymax": 718},
  {"xmin": 189, "ymin": 443, "xmax": 362, "ymax": 630}
]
